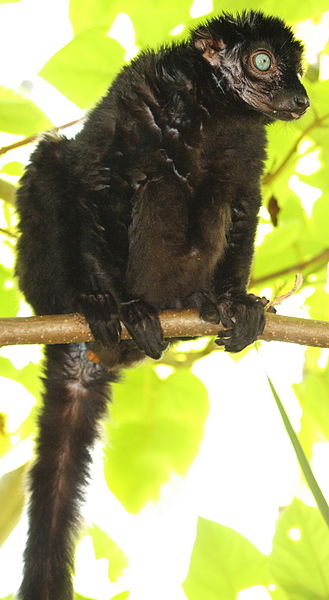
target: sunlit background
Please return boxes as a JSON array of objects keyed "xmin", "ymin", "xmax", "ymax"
[{"xmin": 0, "ymin": 1, "xmax": 329, "ymax": 599}]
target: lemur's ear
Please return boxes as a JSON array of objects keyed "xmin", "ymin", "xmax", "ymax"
[{"xmin": 193, "ymin": 26, "xmax": 226, "ymax": 65}]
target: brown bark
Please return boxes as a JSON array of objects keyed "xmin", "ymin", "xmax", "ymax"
[{"xmin": 0, "ymin": 311, "xmax": 328, "ymax": 348}]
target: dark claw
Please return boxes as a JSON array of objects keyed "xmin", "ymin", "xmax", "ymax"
[
  {"xmin": 86, "ymin": 166, "xmax": 111, "ymax": 192},
  {"xmin": 93, "ymin": 184, "xmax": 111, "ymax": 191},
  {"xmin": 217, "ymin": 328, "xmax": 234, "ymax": 338},
  {"xmin": 259, "ymin": 296, "xmax": 277, "ymax": 314},
  {"xmin": 197, "ymin": 293, "xmax": 220, "ymax": 324},
  {"xmin": 218, "ymin": 305, "xmax": 235, "ymax": 329},
  {"xmin": 200, "ymin": 302, "xmax": 220, "ymax": 324},
  {"xmin": 77, "ymin": 292, "xmax": 121, "ymax": 346},
  {"xmin": 213, "ymin": 292, "xmax": 266, "ymax": 353},
  {"xmin": 119, "ymin": 299, "xmax": 166, "ymax": 359}
]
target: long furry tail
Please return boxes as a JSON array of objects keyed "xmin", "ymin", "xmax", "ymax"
[{"xmin": 19, "ymin": 343, "xmax": 115, "ymax": 600}]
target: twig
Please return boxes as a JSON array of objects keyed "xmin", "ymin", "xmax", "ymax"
[
  {"xmin": 0, "ymin": 311, "xmax": 328, "ymax": 348},
  {"xmin": 263, "ymin": 111, "xmax": 329, "ymax": 186},
  {"xmin": 267, "ymin": 273, "xmax": 303, "ymax": 308},
  {"xmin": 0, "ymin": 227, "xmax": 17, "ymax": 238},
  {"xmin": 0, "ymin": 118, "xmax": 84, "ymax": 157},
  {"xmin": 251, "ymin": 248, "xmax": 329, "ymax": 285}
]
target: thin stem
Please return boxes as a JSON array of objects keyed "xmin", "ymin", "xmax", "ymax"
[
  {"xmin": 0, "ymin": 227, "xmax": 17, "ymax": 238},
  {"xmin": 0, "ymin": 118, "xmax": 84, "ymax": 156},
  {"xmin": 263, "ymin": 111, "xmax": 329, "ymax": 186},
  {"xmin": 251, "ymin": 248, "xmax": 329, "ymax": 285}
]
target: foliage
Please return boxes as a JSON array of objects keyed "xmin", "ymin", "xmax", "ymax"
[
  {"xmin": 104, "ymin": 365, "xmax": 209, "ymax": 512},
  {"xmin": 184, "ymin": 499, "xmax": 329, "ymax": 600},
  {"xmin": 0, "ymin": 0, "xmax": 329, "ymax": 599}
]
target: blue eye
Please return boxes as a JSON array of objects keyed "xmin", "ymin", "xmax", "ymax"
[{"xmin": 253, "ymin": 52, "xmax": 272, "ymax": 71}]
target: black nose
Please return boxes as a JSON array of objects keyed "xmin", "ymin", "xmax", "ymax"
[{"xmin": 294, "ymin": 92, "xmax": 310, "ymax": 112}]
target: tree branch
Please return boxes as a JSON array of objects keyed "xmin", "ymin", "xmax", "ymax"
[
  {"xmin": 0, "ymin": 311, "xmax": 328, "ymax": 349},
  {"xmin": 0, "ymin": 118, "xmax": 84, "ymax": 157}
]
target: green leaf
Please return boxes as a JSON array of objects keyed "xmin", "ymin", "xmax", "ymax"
[
  {"xmin": 306, "ymin": 284, "xmax": 329, "ymax": 322},
  {"xmin": 89, "ymin": 525, "xmax": 128, "ymax": 581},
  {"xmin": 69, "ymin": 0, "xmax": 117, "ymax": 34},
  {"xmin": 0, "ymin": 465, "xmax": 26, "ymax": 545},
  {"xmin": 110, "ymin": 592, "xmax": 129, "ymax": 600},
  {"xmin": 0, "ymin": 411, "xmax": 10, "ymax": 457},
  {"xmin": 0, "ymin": 355, "xmax": 41, "ymax": 399},
  {"xmin": 304, "ymin": 81, "xmax": 329, "ymax": 124},
  {"xmin": 212, "ymin": 0, "xmax": 264, "ymax": 15},
  {"xmin": 122, "ymin": 0, "xmax": 193, "ymax": 48},
  {"xmin": 261, "ymin": 0, "xmax": 329, "ymax": 22},
  {"xmin": 296, "ymin": 368, "xmax": 329, "ymax": 441},
  {"xmin": 269, "ymin": 586, "xmax": 290, "ymax": 600},
  {"xmin": 183, "ymin": 517, "xmax": 267, "ymax": 600},
  {"xmin": 253, "ymin": 219, "xmax": 304, "ymax": 282},
  {"xmin": 311, "ymin": 194, "xmax": 329, "ymax": 247},
  {"xmin": 1, "ymin": 162, "xmax": 24, "ymax": 177},
  {"xmin": 104, "ymin": 364, "xmax": 208, "ymax": 512},
  {"xmin": 263, "ymin": 122, "xmax": 302, "ymax": 198},
  {"xmin": 269, "ymin": 499, "xmax": 329, "ymax": 600},
  {"xmin": 212, "ymin": 0, "xmax": 328, "ymax": 22},
  {"xmin": 40, "ymin": 30, "xmax": 125, "ymax": 109},
  {"xmin": 0, "ymin": 179, "xmax": 16, "ymax": 204},
  {"xmin": 0, "ymin": 86, "xmax": 52, "ymax": 135},
  {"xmin": 0, "ymin": 265, "xmax": 20, "ymax": 317},
  {"xmin": 70, "ymin": 0, "xmax": 193, "ymax": 47}
]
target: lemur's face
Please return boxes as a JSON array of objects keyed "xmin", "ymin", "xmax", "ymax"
[{"xmin": 194, "ymin": 11, "xmax": 310, "ymax": 121}]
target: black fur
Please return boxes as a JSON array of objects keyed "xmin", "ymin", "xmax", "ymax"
[
  {"xmin": 19, "ymin": 344, "xmax": 113, "ymax": 600},
  {"xmin": 15, "ymin": 11, "xmax": 309, "ymax": 599}
]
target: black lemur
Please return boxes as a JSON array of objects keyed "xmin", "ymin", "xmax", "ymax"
[{"xmin": 15, "ymin": 10, "xmax": 309, "ymax": 600}]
